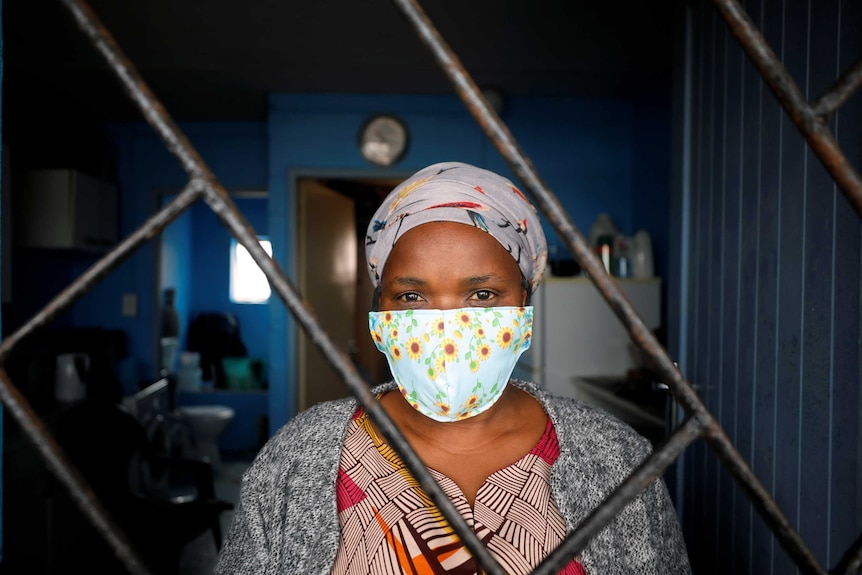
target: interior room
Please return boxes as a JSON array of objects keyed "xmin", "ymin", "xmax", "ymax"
[{"xmin": 0, "ymin": 0, "xmax": 859, "ymax": 574}]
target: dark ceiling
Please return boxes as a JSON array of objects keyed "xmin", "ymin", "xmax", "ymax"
[
  {"xmin": 2, "ymin": 0, "xmax": 676, "ymax": 174},
  {"xmin": 4, "ymin": 0, "xmax": 675, "ymax": 123}
]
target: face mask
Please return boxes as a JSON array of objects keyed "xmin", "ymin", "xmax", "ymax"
[{"xmin": 368, "ymin": 306, "xmax": 533, "ymax": 422}]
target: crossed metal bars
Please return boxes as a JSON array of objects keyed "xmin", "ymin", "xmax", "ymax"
[{"xmin": 0, "ymin": 0, "xmax": 859, "ymax": 573}]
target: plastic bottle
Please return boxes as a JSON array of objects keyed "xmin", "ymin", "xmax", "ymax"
[
  {"xmin": 631, "ymin": 230, "xmax": 654, "ymax": 278},
  {"xmin": 598, "ymin": 235, "xmax": 614, "ymax": 275},
  {"xmin": 588, "ymin": 213, "xmax": 619, "ymax": 249}
]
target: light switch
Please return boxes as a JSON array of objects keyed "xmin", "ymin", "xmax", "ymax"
[{"xmin": 122, "ymin": 293, "xmax": 138, "ymax": 317}]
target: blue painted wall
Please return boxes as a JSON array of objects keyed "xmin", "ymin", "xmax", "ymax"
[
  {"xmin": 13, "ymin": 95, "xmax": 670, "ymax": 447},
  {"xmin": 158, "ymin": 193, "xmax": 193, "ymax": 359},
  {"xmin": 674, "ymin": 0, "xmax": 861, "ymax": 571},
  {"xmin": 106, "ymin": 122, "xmax": 268, "ymax": 387},
  {"xmin": 187, "ymin": 197, "xmax": 269, "ymax": 362},
  {"xmin": 266, "ymin": 93, "xmax": 668, "ymax": 431}
]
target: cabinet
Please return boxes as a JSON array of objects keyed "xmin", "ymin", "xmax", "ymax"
[
  {"xmin": 16, "ymin": 169, "xmax": 118, "ymax": 251},
  {"xmin": 517, "ymin": 276, "xmax": 661, "ymax": 398}
]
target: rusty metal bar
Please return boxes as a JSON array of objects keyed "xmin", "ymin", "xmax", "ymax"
[
  {"xmin": 390, "ymin": 0, "xmax": 830, "ymax": 573},
  {"xmin": 0, "ymin": 178, "xmax": 203, "ymax": 571},
  {"xmin": 51, "ymin": 1, "xmax": 506, "ymax": 572},
  {"xmin": 532, "ymin": 416, "xmax": 705, "ymax": 575},
  {"xmin": 711, "ymin": 0, "xmax": 862, "ymax": 218},
  {"xmin": 0, "ymin": 369, "xmax": 152, "ymax": 575},
  {"xmin": 812, "ymin": 56, "xmax": 862, "ymax": 117},
  {"xmin": 13, "ymin": 0, "xmax": 848, "ymax": 574},
  {"xmin": 0, "ymin": 179, "xmax": 204, "ymax": 362},
  {"xmin": 392, "ymin": 0, "xmax": 704, "ymax": 420},
  {"xmin": 59, "ymin": 1, "xmax": 205, "ymax": 179},
  {"xmin": 703, "ymin": 420, "xmax": 828, "ymax": 574},
  {"xmin": 831, "ymin": 531, "xmax": 862, "ymax": 575}
]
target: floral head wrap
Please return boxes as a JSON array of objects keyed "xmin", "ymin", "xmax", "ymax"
[{"xmin": 365, "ymin": 162, "xmax": 547, "ymax": 293}]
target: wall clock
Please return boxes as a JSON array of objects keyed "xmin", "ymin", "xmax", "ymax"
[{"xmin": 358, "ymin": 114, "xmax": 409, "ymax": 167}]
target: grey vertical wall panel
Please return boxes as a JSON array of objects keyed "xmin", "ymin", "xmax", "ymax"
[{"xmin": 679, "ymin": 0, "xmax": 860, "ymax": 572}]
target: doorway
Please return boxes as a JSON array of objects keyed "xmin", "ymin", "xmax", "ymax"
[{"xmin": 295, "ymin": 177, "xmax": 401, "ymax": 412}]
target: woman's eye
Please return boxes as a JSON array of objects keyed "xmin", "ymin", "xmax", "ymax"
[
  {"xmin": 473, "ymin": 290, "xmax": 493, "ymax": 301},
  {"xmin": 399, "ymin": 292, "xmax": 421, "ymax": 303}
]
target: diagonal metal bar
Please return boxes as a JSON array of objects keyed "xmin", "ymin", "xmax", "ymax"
[
  {"xmin": 392, "ymin": 0, "xmax": 704, "ymax": 420},
  {"xmin": 711, "ymin": 0, "xmax": 862, "ymax": 219},
  {"xmin": 831, "ymin": 530, "xmax": 862, "ymax": 575},
  {"xmin": 53, "ymin": 1, "xmax": 506, "ymax": 572},
  {"xmin": 0, "ymin": 368, "xmax": 152, "ymax": 575},
  {"xmin": 532, "ymin": 416, "xmax": 705, "ymax": 575},
  {"xmin": 391, "ymin": 0, "xmax": 830, "ymax": 573},
  {"xmin": 13, "ymin": 1, "xmax": 846, "ymax": 574},
  {"xmin": 703, "ymin": 417, "xmax": 828, "ymax": 574},
  {"xmin": 812, "ymin": 56, "xmax": 862, "ymax": 118},
  {"xmin": 0, "ymin": 179, "xmax": 204, "ymax": 362},
  {"xmin": 0, "ymin": 178, "xmax": 204, "ymax": 571}
]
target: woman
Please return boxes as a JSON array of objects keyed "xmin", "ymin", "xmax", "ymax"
[{"xmin": 215, "ymin": 162, "xmax": 690, "ymax": 574}]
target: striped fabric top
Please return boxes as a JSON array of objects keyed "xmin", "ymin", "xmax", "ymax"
[{"xmin": 331, "ymin": 406, "xmax": 586, "ymax": 575}]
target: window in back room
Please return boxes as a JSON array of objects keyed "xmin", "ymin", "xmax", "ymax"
[{"xmin": 230, "ymin": 237, "xmax": 272, "ymax": 304}]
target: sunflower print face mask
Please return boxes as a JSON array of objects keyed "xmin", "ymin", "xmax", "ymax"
[{"xmin": 368, "ymin": 306, "xmax": 533, "ymax": 422}]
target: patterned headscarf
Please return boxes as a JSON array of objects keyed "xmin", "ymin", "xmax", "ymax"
[{"xmin": 365, "ymin": 162, "xmax": 547, "ymax": 293}]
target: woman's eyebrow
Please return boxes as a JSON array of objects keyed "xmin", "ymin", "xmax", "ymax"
[
  {"xmin": 391, "ymin": 276, "xmax": 427, "ymax": 287},
  {"xmin": 461, "ymin": 274, "xmax": 505, "ymax": 287}
]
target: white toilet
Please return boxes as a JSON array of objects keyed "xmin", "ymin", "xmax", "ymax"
[{"xmin": 177, "ymin": 405, "xmax": 235, "ymax": 465}]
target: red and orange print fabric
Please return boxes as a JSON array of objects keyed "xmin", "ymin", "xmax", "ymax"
[{"xmin": 330, "ymin": 407, "xmax": 586, "ymax": 575}]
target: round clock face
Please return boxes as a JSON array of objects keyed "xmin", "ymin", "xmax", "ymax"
[{"xmin": 359, "ymin": 115, "xmax": 408, "ymax": 166}]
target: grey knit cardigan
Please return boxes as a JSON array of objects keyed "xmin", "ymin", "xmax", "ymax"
[{"xmin": 215, "ymin": 380, "xmax": 691, "ymax": 574}]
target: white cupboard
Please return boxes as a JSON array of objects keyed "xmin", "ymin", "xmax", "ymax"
[{"xmin": 16, "ymin": 169, "xmax": 118, "ymax": 251}]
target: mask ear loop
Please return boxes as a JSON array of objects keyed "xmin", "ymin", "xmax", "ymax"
[
  {"xmin": 371, "ymin": 286, "xmax": 381, "ymax": 312},
  {"xmin": 521, "ymin": 276, "xmax": 533, "ymax": 306}
]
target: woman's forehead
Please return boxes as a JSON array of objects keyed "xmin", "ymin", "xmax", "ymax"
[{"xmin": 383, "ymin": 222, "xmax": 522, "ymax": 281}]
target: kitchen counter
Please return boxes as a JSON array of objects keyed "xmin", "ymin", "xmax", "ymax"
[{"xmin": 514, "ymin": 362, "xmax": 669, "ymax": 445}]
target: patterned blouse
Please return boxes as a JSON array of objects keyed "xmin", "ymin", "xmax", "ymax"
[{"xmin": 331, "ymin": 406, "xmax": 586, "ymax": 575}]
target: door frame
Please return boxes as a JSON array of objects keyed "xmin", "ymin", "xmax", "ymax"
[{"xmin": 272, "ymin": 168, "xmax": 411, "ymax": 430}]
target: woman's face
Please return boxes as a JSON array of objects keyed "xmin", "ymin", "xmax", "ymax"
[{"xmin": 379, "ymin": 222, "xmax": 527, "ymax": 311}]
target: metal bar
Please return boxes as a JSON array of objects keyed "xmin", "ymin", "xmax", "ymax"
[
  {"xmin": 58, "ymin": 1, "xmax": 205, "ymax": 179},
  {"xmin": 0, "ymin": 369, "xmax": 152, "ymax": 575},
  {"xmin": 703, "ymin": 419, "xmax": 828, "ymax": 575},
  {"xmin": 54, "ymin": 1, "xmax": 505, "ymax": 572},
  {"xmin": 711, "ymin": 0, "xmax": 862, "ymax": 218},
  {"xmin": 390, "ymin": 0, "xmax": 830, "ymax": 572},
  {"xmin": 831, "ymin": 530, "xmax": 862, "ymax": 575},
  {"xmin": 0, "ymin": 180, "xmax": 204, "ymax": 362},
  {"xmin": 532, "ymin": 416, "xmax": 705, "ymax": 575},
  {"xmin": 812, "ymin": 56, "xmax": 862, "ymax": 117},
  {"xmin": 32, "ymin": 1, "xmax": 847, "ymax": 574},
  {"xmin": 392, "ymin": 0, "xmax": 705, "ymax": 422}
]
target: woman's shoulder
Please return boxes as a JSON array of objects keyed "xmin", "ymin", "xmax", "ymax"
[
  {"xmin": 241, "ymin": 395, "xmax": 359, "ymax": 487},
  {"xmin": 512, "ymin": 379, "xmax": 652, "ymax": 458},
  {"xmin": 242, "ymin": 383, "xmax": 399, "ymax": 484}
]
